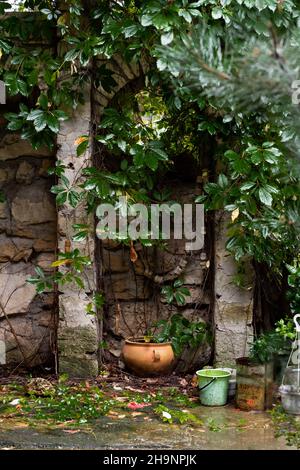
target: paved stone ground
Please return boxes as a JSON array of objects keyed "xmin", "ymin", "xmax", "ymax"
[{"xmin": 0, "ymin": 405, "xmax": 293, "ymax": 450}]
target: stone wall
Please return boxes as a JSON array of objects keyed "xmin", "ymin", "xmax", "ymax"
[
  {"xmin": 55, "ymin": 56, "xmax": 255, "ymax": 377},
  {"xmin": 101, "ymin": 182, "xmax": 213, "ymax": 371},
  {"xmin": 214, "ymin": 213, "xmax": 254, "ymax": 366},
  {"xmin": 0, "ymin": 58, "xmax": 255, "ymax": 376},
  {"xmin": 0, "ymin": 133, "xmax": 56, "ymax": 367}
]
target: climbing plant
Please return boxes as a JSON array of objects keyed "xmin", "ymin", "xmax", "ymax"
[{"xmin": 1, "ymin": 0, "xmax": 299, "ymax": 326}]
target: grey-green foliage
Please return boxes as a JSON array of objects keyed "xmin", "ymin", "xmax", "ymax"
[{"xmin": 157, "ymin": 18, "xmax": 300, "ymax": 156}]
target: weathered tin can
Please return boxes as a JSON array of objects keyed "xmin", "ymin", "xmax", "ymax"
[{"xmin": 236, "ymin": 357, "xmax": 274, "ymax": 411}]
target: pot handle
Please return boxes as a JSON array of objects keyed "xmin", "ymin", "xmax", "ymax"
[
  {"xmin": 152, "ymin": 349, "xmax": 160, "ymax": 362},
  {"xmin": 294, "ymin": 314, "xmax": 300, "ymax": 333},
  {"xmin": 198, "ymin": 377, "xmax": 216, "ymax": 391}
]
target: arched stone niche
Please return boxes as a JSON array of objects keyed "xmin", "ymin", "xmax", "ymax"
[{"xmin": 57, "ymin": 56, "xmax": 253, "ymax": 377}]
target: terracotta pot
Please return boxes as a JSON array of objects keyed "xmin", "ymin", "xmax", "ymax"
[{"xmin": 122, "ymin": 337, "xmax": 175, "ymax": 377}]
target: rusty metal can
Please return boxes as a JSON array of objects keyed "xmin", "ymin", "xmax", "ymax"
[{"xmin": 236, "ymin": 357, "xmax": 273, "ymax": 411}]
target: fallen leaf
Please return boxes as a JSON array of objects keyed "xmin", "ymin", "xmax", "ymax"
[
  {"xmin": 9, "ymin": 399, "xmax": 20, "ymax": 406},
  {"xmin": 125, "ymin": 386, "xmax": 145, "ymax": 393},
  {"xmin": 12, "ymin": 422, "xmax": 28, "ymax": 428},
  {"xmin": 85, "ymin": 381, "xmax": 90, "ymax": 389},
  {"xmin": 131, "ymin": 412, "xmax": 143, "ymax": 417},
  {"xmin": 117, "ymin": 414, "xmax": 126, "ymax": 419},
  {"xmin": 191, "ymin": 376, "xmax": 198, "ymax": 388},
  {"xmin": 146, "ymin": 378, "xmax": 158, "ymax": 384},
  {"xmin": 179, "ymin": 378, "xmax": 188, "ymax": 387},
  {"xmin": 113, "ymin": 385, "xmax": 123, "ymax": 391},
  {"xmin": 56, "ymin": 420, "xmax": 76, "ymax": 427},
  {"xmin": 162, "ymin": 411, "xmax": 172, "ymax": 419},
  {"xmin": 128, "ymin": 402, "xmax": 151, "ymax": 410},
  {"xmin": 63, "ymin": 430, "xmax": 81, "ymax": 434}
]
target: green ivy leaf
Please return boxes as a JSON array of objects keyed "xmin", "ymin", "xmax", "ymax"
[
  {"xmin": 258, "ymin": 187, "xmax": 273, "ymax": 206},
  {"xmin": 77, "ymin": 139, "xmax": 89, "ymax": 157},
  {"xmin": 146, "ymin": 152, "xmax": 158, "ymax": 171},
  {"xmin": 218, "ymin": 174, "xmax": 228, "ymax": 188},
  {"xmin": 46, "ymin": 113, "xmax": 60, "ymax": 133},
  {"xmin": 68, "ymin": 189, "xmax": 80, "ymax": 208},
  {"xmin": 240, "ymin": 182, "xmax": 256, "ymax": 191},
  {"xmin": 161, "ymin": 31, "xmax": 174, "ymax": 46},
  {"xmin": 33, "ymin": 113, "xmax": 48, "ymax": 132}
]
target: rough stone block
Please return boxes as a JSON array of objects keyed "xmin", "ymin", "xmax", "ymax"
[
  {"xmin": 11, "ymin": 181, "xmax": 56, "ymax": 225},
  {"xmin": 0, "ymin": 262, "xmax": 36, "ymax": 315},
  {"xmin": 16, "ymin": 161, "xmax": 35, "ymax": 184},
  {"xmin": 0, "ymin": 134, "xmax": 51, "ymax": 160},
  {"xmin": 104, "ymin": 272, "xmax": 150, "ymax": 301}
]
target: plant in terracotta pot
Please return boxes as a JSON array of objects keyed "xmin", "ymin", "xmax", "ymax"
[
  {"xmin": 122, "ymin": 279, "xmax": 192, "ymax": 377},
  {"xmin": 122, "ymin": 313, "xmax": 211, "ymax": 377}
]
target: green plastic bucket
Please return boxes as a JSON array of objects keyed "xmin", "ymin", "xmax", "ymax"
[{"xmin": 196, "ymin": 369, "xmax": 231, "ymax": 406}]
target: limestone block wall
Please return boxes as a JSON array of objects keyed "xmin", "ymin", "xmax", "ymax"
[
  {"xmin": 0, "ymin": 133, "xmax": 57, "ymax": 367},
  {"xmin": 56, "ymin": 89, "xmax": 99, "ymax": 378}
]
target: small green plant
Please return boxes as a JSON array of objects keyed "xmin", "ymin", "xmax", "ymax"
[
  {"xmin": 206, "ymin": 418, "xmax": 222, "ymax": 432},
  {"xmin": 275, "ymin": 317, "xmax": 296, "ymax": 342},
  {"xmin": 166, "ymin": 387, "xmax": 196, "ymax": 407},
  {"xmin": 154, "ymin": 404, "xmax": 201, "ymax": 425},
  {"xmin": 270, "ymin": 405, "xmax": 300, "ymax": 449},
  {"xmin": 161, "ymin": 279, "xmax": 190, "ymax": 306},
  {"xmin": 0, "ymin": 382, "xmax": 116, "ymax": 426},
  {"xmin": 250, "ymin": 317, "xmax": 296, "ymax": 363},
  {"xmin": 249, "ymin": 330, "xmax": 287, "ymax": 364},
  {"xmin": 27, "ymin": 249, "xmax": 92, "ymax": 292},
  {"xmin": 151, "ymin": 313, "xmax": 211, "ymax": 356}
]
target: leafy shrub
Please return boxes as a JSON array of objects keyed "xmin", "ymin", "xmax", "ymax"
[
  {"xmin": 151, "ymin": 313, "xmax": 211, "ymax": 356},
  {"xmin": 250, "ymin": 317, "xmax": 296, "ymax": 363}
]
